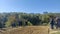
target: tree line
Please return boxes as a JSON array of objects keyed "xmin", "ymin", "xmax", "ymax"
[{"xmin": 0, "ymin": 12, "xmax": 59, "ymax": 28}]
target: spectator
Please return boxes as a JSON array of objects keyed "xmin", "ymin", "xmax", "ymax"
[
  {"xmin": 50, "ymin": 18, "xmax": 55, "ymax": 29},
  {"xmin": 56, "ymin": 18, "xmax": 60, "ymax": 29}
]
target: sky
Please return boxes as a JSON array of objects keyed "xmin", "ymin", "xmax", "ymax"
[{"xmin": 0, "ymin": 0, "xmax": 60, "ymax": 13}]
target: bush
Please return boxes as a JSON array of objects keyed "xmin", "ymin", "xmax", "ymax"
[{"xmin": 27, "ymin": 21, "xmax": 33, "ymax": 26}]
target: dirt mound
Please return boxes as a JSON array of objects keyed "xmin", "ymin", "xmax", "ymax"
[{"xmin": 0, "ymin": 26, "xmax": 49, "ymax": 34}]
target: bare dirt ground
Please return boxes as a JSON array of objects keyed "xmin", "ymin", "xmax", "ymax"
[
  {"xmin": 50, "ymin": 29, "xmax": 60, "ymax": 34},
  {"xmin": 0, "ymin": 26, "xmax": 49, "ymax": 34}
]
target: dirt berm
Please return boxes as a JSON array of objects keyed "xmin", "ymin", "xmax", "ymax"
[{"xmin": 0, "ymin": 26, "xmax": 49, "ymax": 34}]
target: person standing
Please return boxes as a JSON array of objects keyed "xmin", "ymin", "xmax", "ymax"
[
  {"xmin": 50, "ymin": 17, "xmax": 55, "ymax": 29},
  {"xmin": 56, "ymin": 18, "xmax": 60, "ymax": 29}
]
